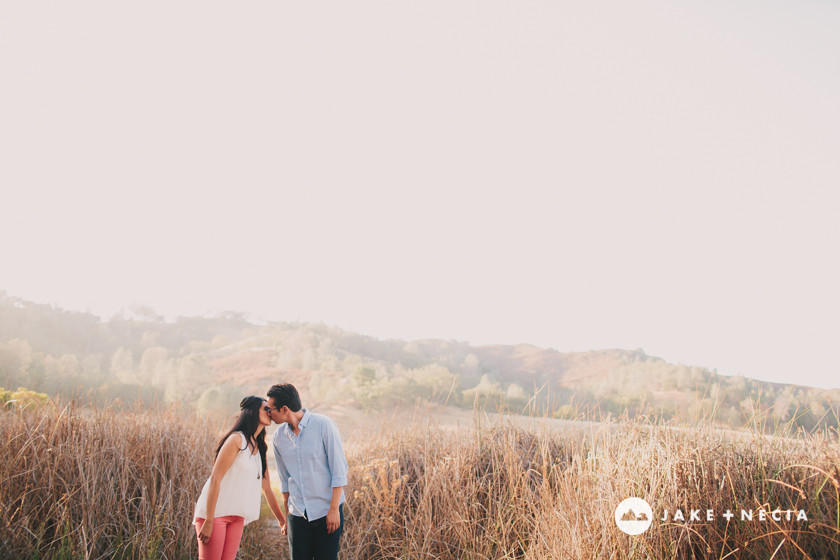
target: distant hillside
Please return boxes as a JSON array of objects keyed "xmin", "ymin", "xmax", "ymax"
[{"xmin": 1, "ymin": 291, "xmax": 838, "ymax": 431}]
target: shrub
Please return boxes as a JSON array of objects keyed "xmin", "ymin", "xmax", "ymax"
[{"xmin": 0, "ymin": 386, "xmax": 49, "ymax": 408}]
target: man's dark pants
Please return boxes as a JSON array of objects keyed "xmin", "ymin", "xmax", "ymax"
[{"xmin": 288, "ymin": 504, "xmax": 344, "ymax": 560}]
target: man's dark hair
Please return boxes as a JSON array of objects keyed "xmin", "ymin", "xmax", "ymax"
[{"xmin": 267, "ymin": 383, "xmax": 302, "ymax": 412}]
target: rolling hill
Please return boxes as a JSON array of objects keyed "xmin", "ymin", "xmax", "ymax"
[{"xmin": 1, "ymin": 291, "xmax": 837, "ymax": 430}]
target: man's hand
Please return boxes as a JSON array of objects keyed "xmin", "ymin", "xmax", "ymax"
[
  {"xmin": 326, "ymin": 507, "xmax": 340, "ymax": 534},
  {"xmin": 279, "ymin": 519, "xmax": 287, "ymax": 535}
]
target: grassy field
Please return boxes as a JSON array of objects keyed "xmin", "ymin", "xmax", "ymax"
[
  {"xmin": 1, "ymin": 403, "xmax": 838, "ymax": 559},
  {"xmin": 344, "ymin": 418, "xmax": 839, "ymax": 559},
  {"xmin": 0, "ymin": 403, "xmax": 220, "ymax": 559}
]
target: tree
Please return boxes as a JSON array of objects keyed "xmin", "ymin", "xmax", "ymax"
[
  {"xmin": 462, "ymin": 375, "xmax": 506, "ymax": 410},
  {"xmin": 164, "ymin": 354, "xmax": 210, "ymax": 403},
  {"xmin": 110, "ymin": 348, "xmax": 135, "ymax": 384},
  {"xmin": 196, "ymin": 385, "xmax": 241, "ymax": 416},
  {"xmin": 139, "ymin": 347, "xmax": 168, "ymax": 387},
  {"xmin": 0, "ymin": 339, "xmax": 32, "ymax": 387}
]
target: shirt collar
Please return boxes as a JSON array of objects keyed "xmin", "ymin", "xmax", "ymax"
[
  {"xmin": 282, "ymin": 408, "xmax": 310, "ymax": 437},
  {"xmin": 298, "ymin": 408, "xmax": 310, "ymax": 428}
]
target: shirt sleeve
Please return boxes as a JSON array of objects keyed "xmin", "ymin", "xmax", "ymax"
[
  {"xmin": 323, "ymin": 418, "xmax": 348, "ymax": 488},
  {"xmin": 273, "ymin": 432, "xmax": 291, "ymax": 493}
]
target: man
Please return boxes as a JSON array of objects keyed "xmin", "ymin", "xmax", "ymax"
[{"xmin": 266, "ymin": 383, "xmax": 348, "ymax": 560}]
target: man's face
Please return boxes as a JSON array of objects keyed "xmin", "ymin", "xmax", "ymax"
[{"xmin": 266, "ymin": 397, "xmax": 290, "ymax": 425}]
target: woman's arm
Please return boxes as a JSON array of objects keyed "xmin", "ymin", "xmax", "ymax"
[
  {"xmin": 261, "ymin": 469, "xmax": 287, "ymax": 534},
  {"xmin": 197, "ymin": 433, "xmax": 241, "ymax": 544}
]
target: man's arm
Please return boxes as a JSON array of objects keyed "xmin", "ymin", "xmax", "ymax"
[
  {"xmin": 323, "ymin": 418, "xmax": 348, "ymax": 534},
  {"xmin": 326, "ymin": 486, "xmax": 344, "ymax": 533},
  {"xmin": 323, "ymin": 417, "xmax": 348, "ymax": 488}
]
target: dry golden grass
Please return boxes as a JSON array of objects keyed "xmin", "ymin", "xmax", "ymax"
[
  {"xmin": 0, "ymin": 403, "xmax": 274, "ymax": 560},
  {"xmin": 343, "ymin": 418, "xmax": 840, "ymax": 560},
  {"xmin": 3, "ymin": 403, "xmax": 839, "ymax": 559}
]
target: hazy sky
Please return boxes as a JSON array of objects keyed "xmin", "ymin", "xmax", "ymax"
[{"xmin": 2, "ymin": 1, "xmax": 838, "ymax": 389}]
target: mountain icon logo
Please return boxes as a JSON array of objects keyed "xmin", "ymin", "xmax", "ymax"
[
  {"xmin": 620, "ymin": 509, "xmax": 649, "ymax": 522},
  {"xmin": 615, "ymin": 498, "xmax": 653, "ymax": 535}
]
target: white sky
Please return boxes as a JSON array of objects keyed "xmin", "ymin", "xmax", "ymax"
[{"xmin": 1, "ymin": 1, "xmax": 838, "ymax": 389}]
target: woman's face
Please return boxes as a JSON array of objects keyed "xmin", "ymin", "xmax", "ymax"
[{"xmin": 258, "ymin": 399, "xmax": 272, "ymax": 427}]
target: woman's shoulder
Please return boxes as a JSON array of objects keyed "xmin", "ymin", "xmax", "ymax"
[
  {"xmin": 234, "ymin": 431, "xmax": 251, "ymax": 450},
  {"xmin": 224, "ymin": 431, "xmax": 248, "ymax": 451}
]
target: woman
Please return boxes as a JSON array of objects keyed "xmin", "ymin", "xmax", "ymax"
[{"xmin": 194, "ymin": 396, "xmax": 286, "ymax": 560}]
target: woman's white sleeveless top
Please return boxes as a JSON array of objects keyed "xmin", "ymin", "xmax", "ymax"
[{"xmin": 194, "ymin": 431, "xmax": 262, "ymax": 525}]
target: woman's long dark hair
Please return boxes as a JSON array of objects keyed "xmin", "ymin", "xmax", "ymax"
[{"xmin": 215, "ymin": 395, "xmax": 267, "ymax": 477}]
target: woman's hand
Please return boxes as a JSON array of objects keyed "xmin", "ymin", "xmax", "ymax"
[
  {"xmin": 262, "ymin": 468, "xmax": 288, "ymax": 536},
  {"xmin": 198, "ymin": 518, "xmax": 213, "ymax": 545}
]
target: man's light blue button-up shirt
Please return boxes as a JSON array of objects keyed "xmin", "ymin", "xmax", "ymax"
[{"xmin": 272, "ymin": 409, "xmax": 348, "ymax": 521}]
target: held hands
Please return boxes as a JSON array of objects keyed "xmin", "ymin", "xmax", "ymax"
[
  {"xmin": 326, "ymin": 507, "xmax": 340, "ymax": 534},
  {"xmin": 198, "ymin": 519, "xmax": 213, "ymax": 545},
  {"xmin": 279, "ymin": 518, "xmax": 287, "ymax": 535}
]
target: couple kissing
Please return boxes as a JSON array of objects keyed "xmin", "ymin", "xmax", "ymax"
[{"xmin": 193, "ymin": 383, "xmax": 348, "ymax": 560}]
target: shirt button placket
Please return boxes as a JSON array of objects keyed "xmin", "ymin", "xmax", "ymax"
[{"xmin": 298, "ymin": 453, "xmax": 304, "ymax": 517}]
